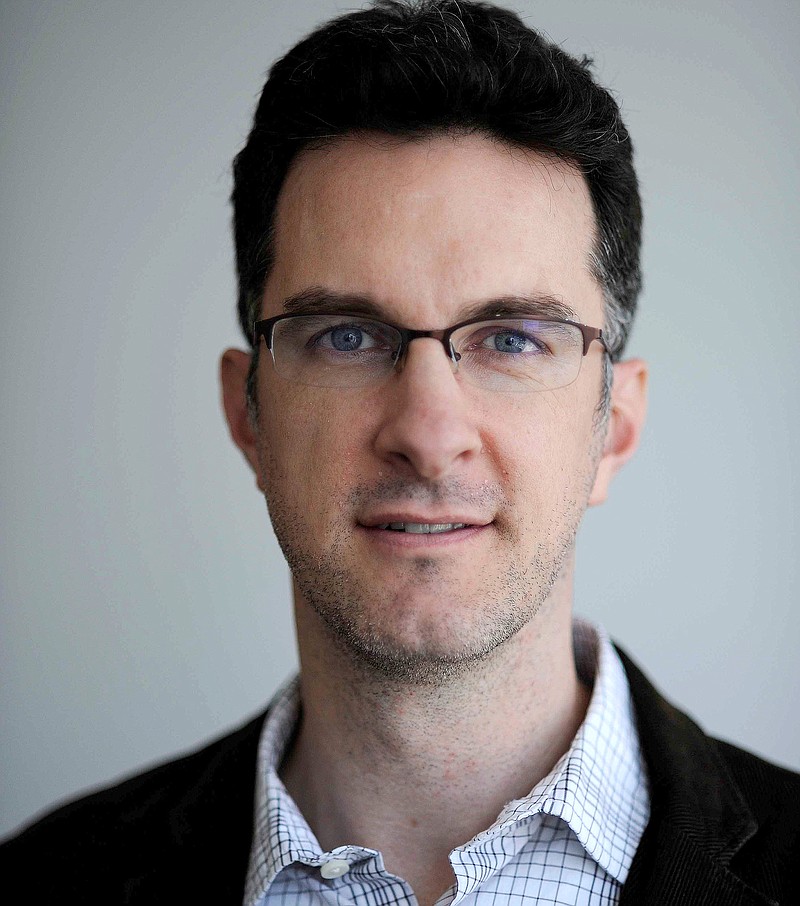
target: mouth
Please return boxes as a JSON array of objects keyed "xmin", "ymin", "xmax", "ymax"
[
  {"xmin": 376, "ymin": 522, "xmax": 469, "ymax": 534},
  {"xmin": 357, "ymin": 515, "xmax": 492, "ymax": 551}
]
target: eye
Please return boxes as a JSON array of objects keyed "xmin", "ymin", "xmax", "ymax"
[
  {"xmin": 315, "ymin": 323, "xmax": 382, "ymax": 352},
  {"xmin": 327, "ymin": 326, "xmax": 371, "ymax": 351},
  {"xmin": 484, "ymin": 330, "xmax": 534, "ymax": 354},
  {"xmin": 309, "ymin": 318, "xmax": 398, "ymax": 356},
  {"xmin": 484, "ymin": 330, "xmax": 540, "ymax": 354}
]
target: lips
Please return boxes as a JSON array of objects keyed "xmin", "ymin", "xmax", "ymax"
[
  {"xmin": 357, "ymin": 513, "xmax": 492, "ymax": 549},
  {"xmin": 360, "ymin": 512, "xmax": 491, "ymax": 533},
  {"xmin": 378, "ymin": 522, "xmax": 468, "ymax": 533}
]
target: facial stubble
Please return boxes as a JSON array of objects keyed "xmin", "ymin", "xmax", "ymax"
[{"xmin": 258, "ymin": 430, "xmax": 604, "ymax": 686}]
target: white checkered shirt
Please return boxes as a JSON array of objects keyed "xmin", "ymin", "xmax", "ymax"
[{"xmin": 243, "ymin": 621, "xmax": 650, "ymax": 905}]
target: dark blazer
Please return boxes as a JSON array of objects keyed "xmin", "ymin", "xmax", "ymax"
[{"xmin": 2, "ymin": 648, "xmax": 798, "ymax": 905}]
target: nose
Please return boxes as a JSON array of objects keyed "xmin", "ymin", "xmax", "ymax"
[{"xmin": 373, "ymin": 338, "xmax": 483, "ymax": 480}]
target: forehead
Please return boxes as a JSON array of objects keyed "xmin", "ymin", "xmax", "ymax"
[{"xmin": 264, "ymin": 132, "xmax": 603, "ymax": 326}]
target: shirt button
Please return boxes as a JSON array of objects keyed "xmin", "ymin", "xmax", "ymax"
[{"xmin": 320, "ymin": 858, "xmax": 351, "ymax": 879}]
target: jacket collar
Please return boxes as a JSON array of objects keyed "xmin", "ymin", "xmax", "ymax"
[{"xmin": 616, "ymin": 647, "xmax": 774, "ymax": 906}]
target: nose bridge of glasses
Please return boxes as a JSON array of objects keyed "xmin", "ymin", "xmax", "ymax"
[{"xmin": 398, "ymin": 328, "xmax": 459, "ymax": 370}]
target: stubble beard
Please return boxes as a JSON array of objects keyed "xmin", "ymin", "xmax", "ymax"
[{"xmin": 261, "ymin": 465, "xmax": 594, "ymax": 688}]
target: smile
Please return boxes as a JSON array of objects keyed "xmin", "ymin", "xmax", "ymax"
[{"xmin": 378, "ymin": 522, "xmax": 469, "ymax": 534}]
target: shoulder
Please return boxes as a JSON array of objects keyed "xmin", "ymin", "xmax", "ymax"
[
  {"xmin": 714, "ymin": 735, "xmax": 800, "ymax": 805},
  {"xmin": 615, "ymin": 644, "xmax": 800, "ymax": 901},
  {"xmin": 620, "ymin": 644, "xmax": 800, "ymax": 810},
  {"xmin": 712, "ymin": 737, "xmax": 800, "ymax": 873},
  {"xmin": 0, "ymin": 709, "xmax": 267, "ymax": 904}
]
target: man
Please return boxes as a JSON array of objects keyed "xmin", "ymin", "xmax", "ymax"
[{"xmin": 2, "ymin": 1, "xmax": 798, "ymax": 903}]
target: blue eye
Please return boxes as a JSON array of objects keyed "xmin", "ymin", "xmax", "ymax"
[
  {"xmin": 306, "ymin": 315, "xmax": 397, "ymax": 356},
  {"xmin": 329, "ymin": 326, "xmax": 365, "ymax": 351},
  {"xmin": 314, "ymin": 322, "xmax": 387, "ymax": 354},
  {"xmin": 488, "ymin": 331, "xmax": 537, "ymax": 354}
]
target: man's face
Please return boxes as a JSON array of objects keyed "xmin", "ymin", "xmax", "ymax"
[{"xmin": 239, "ymin": 133, "xmax": 617, "ymax": 680}]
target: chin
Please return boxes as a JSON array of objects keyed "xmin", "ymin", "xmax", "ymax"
[{"xmin": 308, "ymin": 585, "xmax": 539, "ymax": 686}]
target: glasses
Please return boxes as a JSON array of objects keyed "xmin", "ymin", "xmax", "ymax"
[{"xmin": 254, "ymin": 312, "xmax": 606, "ymax": 393}]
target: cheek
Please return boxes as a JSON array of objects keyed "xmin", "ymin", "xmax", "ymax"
[
  {"xmin": 484, "ymin": 391, "xmax": 597, "ymax": 497},
  {"xmin": 259, "ymin": 389, "xmax": 372, "ymax": 509}
]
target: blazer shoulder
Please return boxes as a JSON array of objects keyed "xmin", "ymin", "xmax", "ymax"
[
  {"xmin": 713, "ymin": 736, "xmax": 800, "ymax": 825},
  {"xmin": 0, "ymin": 709, "xmax": 268, "ymax": 902}
]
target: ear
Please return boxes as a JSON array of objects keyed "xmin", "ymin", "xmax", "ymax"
[
  {"xmin": 589, "ymin": 358, "xmax": 648, "ymax": 506},
  {"xmin": 220, "ymin": 348, "xmax": 264, "ymax": 490}
]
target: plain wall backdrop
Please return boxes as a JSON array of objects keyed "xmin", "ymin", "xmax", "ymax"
[{"xmin": 1, "ymin": 0, "xmax": 798, "ymax": 837}]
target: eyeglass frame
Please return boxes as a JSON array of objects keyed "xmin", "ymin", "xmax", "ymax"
[{"xmin": 254, "ymin": 310, "xmax": 607, "ymax": 375}]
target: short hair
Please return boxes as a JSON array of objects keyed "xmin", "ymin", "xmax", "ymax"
[{"xmin": 232, "ymin": 0, "xmax": 641, "ymax": 370}]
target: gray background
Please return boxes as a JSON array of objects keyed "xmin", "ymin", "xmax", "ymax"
[{"xmin": 2, "ymin": 0, "xmax": 798, "ymax": 837}]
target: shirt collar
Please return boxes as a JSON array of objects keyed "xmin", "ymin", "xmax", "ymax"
[
  {"xmin": 459, "ymin": 620, "xmax": 650, "ymax": 883},
  {"xmin": 244, "ymin": 620, "xmax": 650, "ymax": 904},
  {"xmin": 244, "ymin": 676, "xmax": 324, "ymax": 899}
]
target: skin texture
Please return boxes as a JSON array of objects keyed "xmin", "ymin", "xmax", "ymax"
[{"xmin": 221, "ymin": 132, "xmax": 647, "ymax": 904}]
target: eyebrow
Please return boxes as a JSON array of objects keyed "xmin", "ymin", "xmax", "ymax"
[{"xmin": 281, "ymin": 287, "xmax": 581, "ymax": 324}]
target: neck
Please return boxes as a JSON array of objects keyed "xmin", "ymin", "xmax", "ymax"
[{"xmin": 281, "ymin": 574, "xmax": 589, "ymax": 906}]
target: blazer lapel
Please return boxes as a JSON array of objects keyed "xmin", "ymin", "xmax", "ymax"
[{"xmin": 620, "ymin": 813, "xmax": 770, "ymax": 906}]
